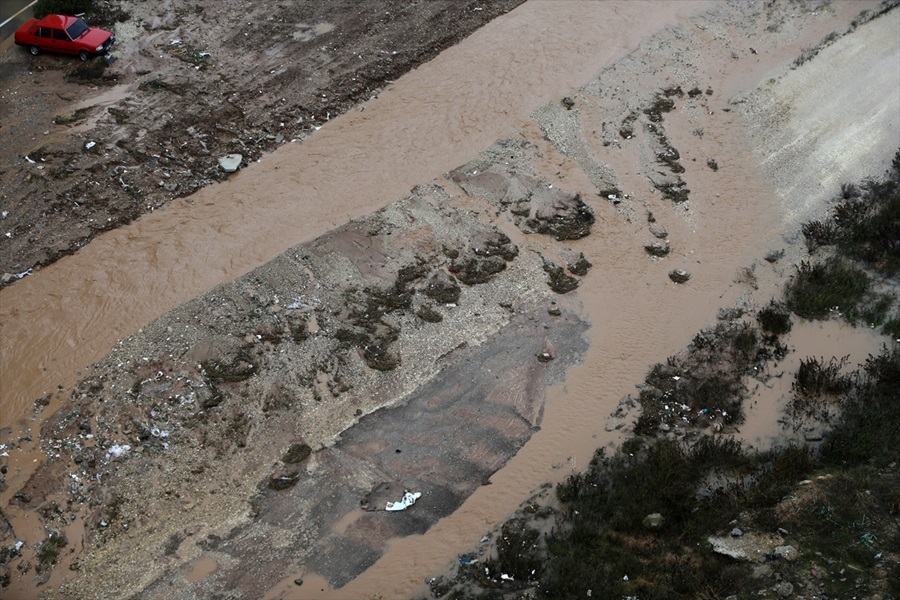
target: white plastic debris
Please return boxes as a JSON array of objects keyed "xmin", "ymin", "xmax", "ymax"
[
  {"xmin": 106, "ymin": 444, "xmax": 131, "ymax": 459},
  {"xmin": 14, "ymin": 541, "xmax": 24, "ymax": 552},
  {"xmin": 85, "ymin": 141, "xmax": 96, "ymax": 150},
  {"xmin": 385, "ymin": 491, "xmax": 421, "ymax": 511},
  {"xmin": 501, "ymin": 574, "xmax": 514, "ymax": 581}
]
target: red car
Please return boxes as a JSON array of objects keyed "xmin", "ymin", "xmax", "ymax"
[{"xmin": 14, "ymin": 14, "xmax": 115, "ymax": 61}]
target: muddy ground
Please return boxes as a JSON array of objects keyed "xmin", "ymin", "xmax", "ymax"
[
  {"xmin": 1, "ymin": 1, "xmax": 899, "ymax": 599},
  {"xmin": 0, "ymin": 0, "xmax": 524, "ymax": 280}
]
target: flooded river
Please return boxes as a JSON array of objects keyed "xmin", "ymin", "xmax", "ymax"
[{"xmin": 2, "ymin": 0, "xmax": 897, "ymax": 598}]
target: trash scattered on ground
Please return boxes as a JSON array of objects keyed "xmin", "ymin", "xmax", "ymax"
[
  {"xmin": 385, "ymin": 490, "xmax": 421, "ymax": 511},
  {"xmin": 458, "ymin": 554, "xmax": 477, "ymax": 566}
]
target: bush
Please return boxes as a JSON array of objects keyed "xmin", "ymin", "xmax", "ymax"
[
  {"xmin": 784, "ymin": 257, "xmax": 870, "ymax": 320},
  {"xmin": 757, "ymin": 300, "xmax": 792, "ymax": 335},
  {"xmin": 34, "ymin": 0, "xmax": 94, "ymax": 18}
]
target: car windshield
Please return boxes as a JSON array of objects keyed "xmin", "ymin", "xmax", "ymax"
[{"xmin": 65, "ymin": 18, "xmax": 89, "ymax": 40}]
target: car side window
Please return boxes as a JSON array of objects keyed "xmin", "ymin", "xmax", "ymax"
[
  {"xmin": 53, "ymin": 29, "xmax": 68, "ymax": 41},
  {"xmin": 38, "ymin": 27, "xmax": 51, "ymax": 38}
]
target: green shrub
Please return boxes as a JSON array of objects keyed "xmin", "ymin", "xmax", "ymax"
[
  {"xmin": 757, "ymin": 300, "xmax": 793, "ymax": 335},
  {"xmin": 784, "ymin": 257, "xmax": 870, "ymax": 319},
  {"xmin": 34, "ymin": 0, "xmax": 94, "ymax": 18}
]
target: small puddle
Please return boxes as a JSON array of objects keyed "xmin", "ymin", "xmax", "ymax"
[
  {"xmin": 185, "ymin": 556, "xmax": 219, "ymax": 583},
  {"xmin": 739, "ymin": 318, "xmax": 890, "ymax": 448}
]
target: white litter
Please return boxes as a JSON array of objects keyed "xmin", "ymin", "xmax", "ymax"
[
  {"xmin": 106, "ymin": 444, "xmax": 131, "ymax": 459},
  {"xmin": 385, "ymin": 491, "xmax": 421, "ymax": 512}
]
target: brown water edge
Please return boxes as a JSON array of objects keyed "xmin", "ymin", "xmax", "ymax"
[{"xmin": 0, "ymin": 0, "xmax": 711, "ymax": 507}]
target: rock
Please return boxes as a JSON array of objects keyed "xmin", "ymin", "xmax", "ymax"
[
  {"xmin": 282, "ymin": 443, "xmax": 312, "ymax": 464},
  {"xmin": 527, "ymin": 193, "xmax": 595, "ymax": 240},
  {"xmin": 774, "ymin": 582, "xmax": 794, "ymax": 597},
  {"xmin": 567, "ymin": 252, "xmax": 592, "ymax": 276},
  {"xmin": 645, "ymin": 241, "xmax": 671, "ymax": 257},
  {"xmin": 542, "ymin": 258, "xmax": 579, "ymax": 294},
  {"xmin": 416, "ymin": 305, "xmax": 443, "ymax": 323},
  {"xmin": 423, "ymin": 271, "xmax": 461, "ymax": 303},
  {"xmin": 562, "ymin": 96, "xmax": 575, "ymax": 109},
  {"xmin": 268, "ymin": 471, "xmax": 301, "ymax": 491},
  {"xmin": 708, "ymin": 532, "xmax": 784, "ymax": 561},
  {"xmin": 774, "ymin": 545, "xmax": 799, "ymax": 561},
  {"xmin": 669, "ymin": 269, "xmax": 691, "ymax": 283},
  {"xmin": 707, "ymin": 158, "xmax": 719, "ymax": 171},
  {"xmin": 218, "ymin": 153, "xmax": 243, "ymax": 173},
  {"xmin": 1, "ymin": 273, "xmax": 13, "ymax": 284},
  {"xmin": 650, "ymin": 226, "xmax": 668, "ymax": 239},
  {"xmin": 642, "ymin": 513, "xmax": 665, "ymax": 530},
  {"xmin": 752, "ymin": 564, "xmax": 773, "ymax": 579},
  {"xmin": 731, "ymin": 527, "xmax": 744, "ymax": 537},
  {"xmin": 536, "ymin": 351, "xmax": 554, "ymax": 363}
]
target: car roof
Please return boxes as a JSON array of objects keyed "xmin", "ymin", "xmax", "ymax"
[{"xmin": 39, "ymin": 14, "xmax": 80, "ymax": 29}]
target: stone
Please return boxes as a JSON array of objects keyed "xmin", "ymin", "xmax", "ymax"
[
  {"xmin": 774, "ymin": 545, "xmax": 799, "ymax": 561},
  {"xmin": 708, "ymin": 532, "xmax": 783, "ymax": 561},
  {"xmin": 644, "ymin": 241, "xmax": 671, "ymax": 257},
  {"xmin": 643, "ymin": 513, "xmax": 665, "ymax": 530},
  {"xmin": 774, "ymin": 582, "xmax": 794, "ymax": 597},
  {"xmin": 218, "ymin": 153, "xmax": 243, "ymax": 173},
  {"xmin": 669, "ymin": 269, "xmax": 691, "ymax": 283},
  {"xmin": 650, "ymin": 226, "xmax": 668, "ymax": 239},
  {"xmin": 731, "ymin": 527, "xmax": 744, "ymax": 537}
]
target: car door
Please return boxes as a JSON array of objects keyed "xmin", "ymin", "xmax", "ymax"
[
  {"xmin": 36, "ymin": 27, "xmax": 53, "ymax": 51},
  {"xmin": 52, "ymin": 27, "xmax": 73, "ymax": 54}
]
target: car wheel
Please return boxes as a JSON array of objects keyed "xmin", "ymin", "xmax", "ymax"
[
  {"xmin": 78, "ymin": 51, "xmax": 90, "ymax": 62},
  {"xmin": 29, "ymin": 46, "xmax": 40, "ymax": 56}
]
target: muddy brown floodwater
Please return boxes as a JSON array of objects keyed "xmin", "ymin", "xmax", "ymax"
[
  {"xmin": 2, "ymin": 0, "xmax": 898, "ymax": 598},
  {"xmin": 0, "ymin": 0, "xmax": 708, "ymax": 428}
]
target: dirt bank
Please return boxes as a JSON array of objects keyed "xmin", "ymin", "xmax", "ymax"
[{"xmin": 1, "ymin": 0, "xmax": 898, "ymax": 598}]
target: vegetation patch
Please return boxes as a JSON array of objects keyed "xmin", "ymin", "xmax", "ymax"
[
  {"xmin": 785, "ymin": 257, "xmax": 892, "ymax": 325},
  {"xmin": 756, "ymin": 299, "xmax": 792, "ymax": 335},
  {"xmin": 802, "ymin": 161, "xmax": 900, "ymax": 276}
]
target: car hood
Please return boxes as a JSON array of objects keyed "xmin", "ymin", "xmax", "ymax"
[{"xmin": 79, "ymin": 28, "xmax": 113, "ymax": 47}]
